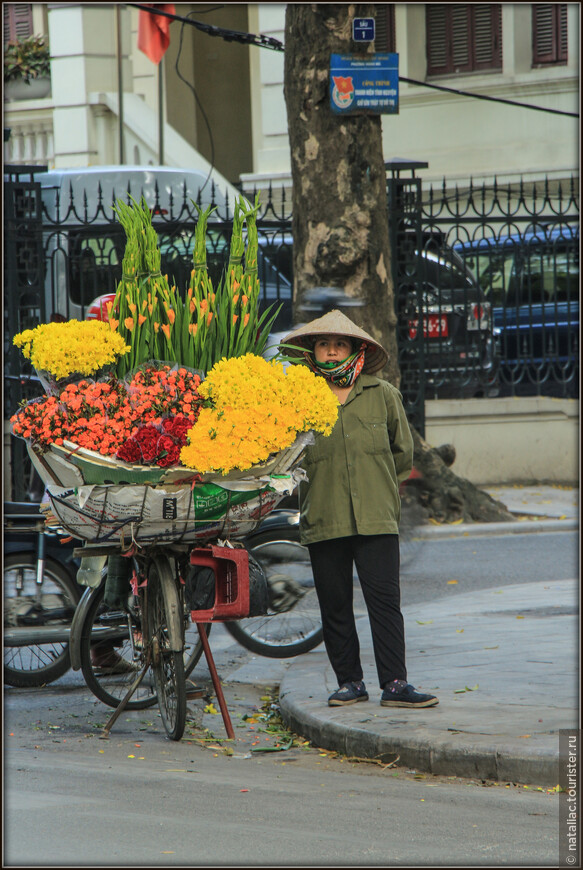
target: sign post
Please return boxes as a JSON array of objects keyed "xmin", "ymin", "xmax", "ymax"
[
  {"xmin": 352, "ymin": 17, "xmax": 375, "ymax": 42},
  {"xmin": 330, "ymin": 53, "xmax": 399, "ymax": 115}
]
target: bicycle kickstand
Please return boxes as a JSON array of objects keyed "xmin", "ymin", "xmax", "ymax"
[{"xmin": 99, "ymin": 649, "xmax": 152, "ymax": 740}]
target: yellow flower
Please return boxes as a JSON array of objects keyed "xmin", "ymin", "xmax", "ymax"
[
  {"xmin": 180, "ymin": 354, "xmax": 338, "ymax": 474},
  {"xmin": 12, "ymin": 320, "xmax": 130, "ymax": 380}
]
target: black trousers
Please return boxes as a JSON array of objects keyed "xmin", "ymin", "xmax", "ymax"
[{"xmin": 307, "ymin": 534, "xmax": 407, "ymax": 689}]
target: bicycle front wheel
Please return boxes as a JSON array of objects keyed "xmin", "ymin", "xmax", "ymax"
[
  {"xmin": 78, "ymin": 581, "xmax": 158, "ymax": 710},
  {"xmin": 147, "ymin": 556, "xmax": 186, "ymax": 741},
  {"xmin": 225, "ymin": 529, "xmax": 323, "ymax": 658},
  {"xmin": 4, "ymin": 553, "xmax": 79, "ymax": 688}
]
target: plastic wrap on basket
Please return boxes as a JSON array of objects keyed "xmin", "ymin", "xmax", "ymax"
[{"xmin": 45, "ymin": 469, "xmax": 303, "ymax": 546}]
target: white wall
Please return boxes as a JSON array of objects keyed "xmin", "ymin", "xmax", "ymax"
[{"xmin": 425, "ymin": 397, "xmax": 579, "ymax": 485}]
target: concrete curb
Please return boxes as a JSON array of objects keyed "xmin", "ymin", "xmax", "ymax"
[
  {"xmin": 415, "ymin": 517, "xmax": 578, "ymax": 538},
  {"xmin": 279, "ymin": 663, "xmax": 560, "ymax": 787}
]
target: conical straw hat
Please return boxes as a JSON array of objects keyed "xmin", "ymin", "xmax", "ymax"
[{"xmin": 280, "ymin": 309, "xmax": 388, "ymax": 374}]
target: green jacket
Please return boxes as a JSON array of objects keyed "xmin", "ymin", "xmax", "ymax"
[{"xmin": 298, "ymin": 374, "xmax": 414, "ymax": 545}]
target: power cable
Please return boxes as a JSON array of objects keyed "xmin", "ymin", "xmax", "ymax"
[
  {"xmin": 400, "ymin": 76, "xmax": 579, "ymax": 119},
  {"xmin": 173, "ymin": 8, "xmax": 215, "ymax": 193},
  {"xmin": 129, "ymin": 3, "xmax": 284, "ymax": 51}
]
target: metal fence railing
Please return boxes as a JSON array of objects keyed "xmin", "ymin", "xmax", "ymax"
[{"xmin": 4, "ymin": 165, "xmax": 579, "ymax": 500}]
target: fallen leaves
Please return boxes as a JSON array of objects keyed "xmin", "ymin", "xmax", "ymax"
[{"xmin": 454, "ymin": 684, "xmax": 479, "ymax": 694}]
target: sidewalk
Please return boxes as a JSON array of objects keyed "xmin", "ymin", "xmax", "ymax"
[{"xmin": 277, "ymin": 484, "xmax": 579, "ymax": 787}]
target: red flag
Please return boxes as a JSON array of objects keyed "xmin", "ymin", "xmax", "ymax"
[{"xmin": 137, "ymin": 4, "xmax": 175, "ymax": 64}]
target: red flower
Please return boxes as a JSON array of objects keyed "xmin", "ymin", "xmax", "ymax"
[
  {"xmin": 116, "ymin": 439, "xmax": 142, "ymax": 463},
  {"xmin": 156, "ymin": 434, "xmax": 180, "ymax": 467},
  {"xmin": 161, "ymin": 414, "xmax": 194, "ymax": 443}
]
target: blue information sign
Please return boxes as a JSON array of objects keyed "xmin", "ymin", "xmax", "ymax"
[
  {"xmin": 352, "ymin": 17, "xmax": 375, "ymax": 42},
  {"xmin": 330, "ymin": 53, "xmax": 399, "ymax": 115}
]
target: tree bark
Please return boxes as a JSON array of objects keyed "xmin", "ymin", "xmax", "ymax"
[
  {"xmin": 284, "ymin": 3, "xmax": 400, "ymax": 386},
  {"xmin": 410, "ymin": 429, "xmax": 515, "ymax": 524}
]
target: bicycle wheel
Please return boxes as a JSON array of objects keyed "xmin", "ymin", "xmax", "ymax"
[
  {"xmin": 225, "ymin": 528, "xmax": 324, "ymax": 658},
  {"xmin": 78, "ymin": 581, "xmax": 158, "ymax": 710},
  {"xmin": 147, "ymin": 555, "xmax": 186, "ymax": 741},
  {"xmin": 4, "ymin": 553, "xmax": 79, "ymax": 688},
  {"xmin": 77, "ymin": 574, "xmax": 208, "ymax": 711}
]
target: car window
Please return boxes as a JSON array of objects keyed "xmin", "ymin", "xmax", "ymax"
[
  {"xmin": 508, "ymin": 240, "xmax": 579, "ymax": 306},
  {"xmin": 463, "ymin": 245, "xmax": 516, "ymax": 305},
  {"xmin": 422, "ymin": 246, "xmax": 476, "ymax": 292},
  {"xmin": 68, "ymin": 230, "xmax": 125, "ymax": 305}
]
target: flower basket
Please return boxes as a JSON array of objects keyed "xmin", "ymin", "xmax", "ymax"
[
  {"xmin": 44, "ymin": 471, "xmax": 301, "ymax": 547},
  {"xmin": 35, "ymin": 431, "xmax": 311, "ymax": 545}
]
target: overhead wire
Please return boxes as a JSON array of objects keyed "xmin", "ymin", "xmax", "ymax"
[{"xmin": 172, "ymin": 7, "xmax": 216, "ymax": 193}]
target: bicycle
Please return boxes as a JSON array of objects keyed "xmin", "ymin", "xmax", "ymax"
[{"xmin": 69, "ymin": 512, "xmax": 324, "ymax": 738}]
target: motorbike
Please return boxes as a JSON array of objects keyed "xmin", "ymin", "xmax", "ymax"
[{"xmin": 3, "ymin": 501, "xmax": 82, "ymax": 687}]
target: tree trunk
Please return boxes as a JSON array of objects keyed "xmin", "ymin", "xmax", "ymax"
[
  {"xmin": 283, "ymin": 4, "xmax": 515, "ymax": 527},
  {"xmin": 283, "ymin": 3, "xmax": 400, "ymax": 386},
  {"xmin": 410, "ymin": 429, "xmax": 516, "ymax": 524}
]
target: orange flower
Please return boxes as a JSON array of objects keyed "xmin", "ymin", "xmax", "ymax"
[
  {"xmin": 243, "ymin": 313, "xmax": 250, "ymax": 327},
  {"xmin": 233, "ymin": 314, "xmax": 238, "ymax": 325},
  {"xmin": 167, "ymin": 308, "xmax": 176, "ymax": 325},
  {"xmin": 206, "ymin": 312, "xmax": 213, "ymax": 327},
  {"xmin": 124, "ymin": 317, "xmax": 135, "ymax": 331},
  {"xmin": 138, "ymin": 314, "xmax": 147, "ymax": 326},
  {"xmin": 189, "ymin": 324, "xmax": 198, "ymax": 336},
  {"xmin": 161, "ymin": 323, "xmax": 171, "ymax": 341}
]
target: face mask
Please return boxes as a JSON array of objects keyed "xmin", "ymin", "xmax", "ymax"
[{"xmin": 304, "ymin": 343, "xmax": 367, "ymax": 386}]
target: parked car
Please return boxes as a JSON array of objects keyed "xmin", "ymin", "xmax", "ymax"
[
  {"xmin": 259, "ymin": 229, "xmax": 499, "ymax": 399},
  {"xmin": 454, "ymin": 223, "xmax": 579, "ymax": 397}
]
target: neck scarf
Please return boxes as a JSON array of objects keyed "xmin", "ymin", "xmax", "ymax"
[{"xmin": 303, "ymin": 343, "xmax": 367, "ymax": 387}]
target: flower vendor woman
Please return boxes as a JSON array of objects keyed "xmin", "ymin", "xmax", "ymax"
[{"xmin": 281, "ymin": 309, "xmax": 438, "ymax": 709}]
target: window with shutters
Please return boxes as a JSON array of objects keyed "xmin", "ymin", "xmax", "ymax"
[
  {"xmin": 4, "ymin": 3, "xmax": 33, "ymax": 45},
  {"xmin": 374, "ymin": 5, "xmax": 396, "ymax": 53},
  {"xmin": 426, "ymin": 5, "xmax": 502, "ymax": 76},
  {"xmin": 532, "ymin": 4, "xmax": 568, "ymax": 66}
]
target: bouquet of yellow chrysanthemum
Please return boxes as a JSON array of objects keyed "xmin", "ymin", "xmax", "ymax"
[
  {"xmin": 180, "ymin": 354, "xmax": 339, "ymax": 475},
  {"xmin": 13, "ymin": 320, "xmax": 130, "ymax": 392}
]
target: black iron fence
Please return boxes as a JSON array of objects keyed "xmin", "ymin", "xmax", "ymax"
[{"xmin": 3, "ymin": 164, "xmax": 579, "ymax": 500}]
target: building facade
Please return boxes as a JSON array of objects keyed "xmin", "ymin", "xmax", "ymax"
[{"xmin": 3, "ymin": 3, "xmax": 579, "ymax": 190}]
